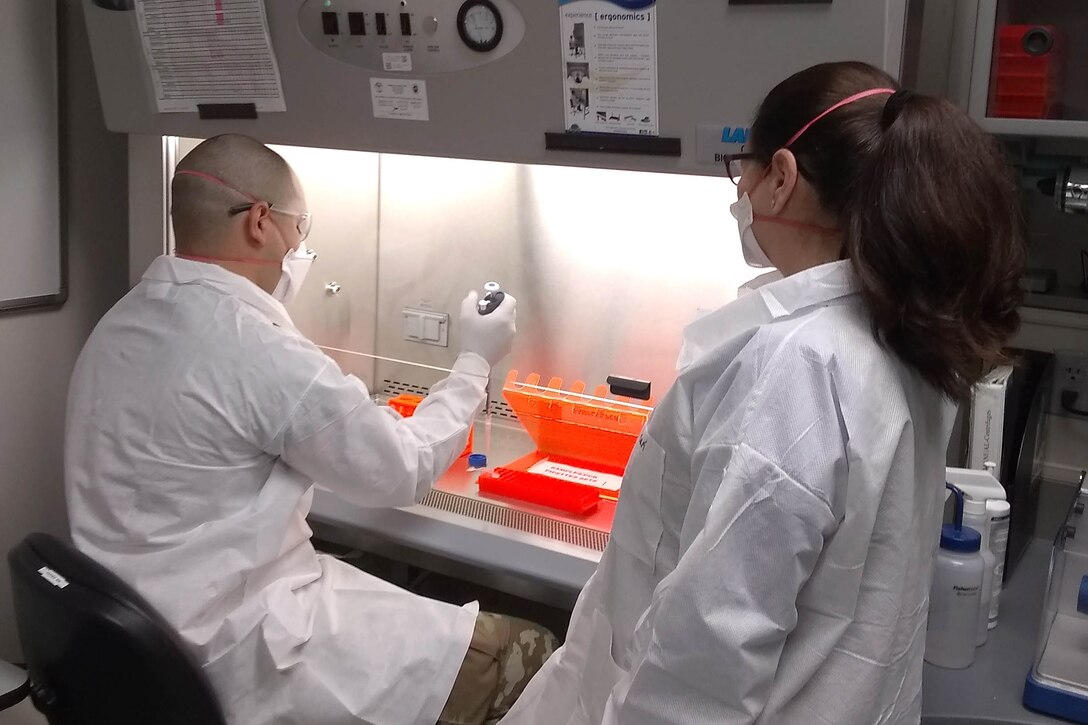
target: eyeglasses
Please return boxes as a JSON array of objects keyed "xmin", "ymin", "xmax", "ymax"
[
  {"xmin": 723, "ymin": 152, "xmax": 761, "ymax": 186},
  {"xmin": 228, "ymin": 203, "xmax": 313, "ymax": 242}
]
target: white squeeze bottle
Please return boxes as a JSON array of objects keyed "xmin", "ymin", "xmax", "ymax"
[
  {"xmin": 962, "ymin": 497, "xmax": 995, "ymax": 646},
  {"xmin": 987, "ymin": 498, "xmax": 1011, "ymax": 629},
  {"xmin": 925, "ymin": 483, "xmax": 985, "ymax": 669}
]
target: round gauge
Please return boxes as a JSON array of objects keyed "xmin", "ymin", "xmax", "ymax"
[{"xmin": 457, "ymin": 0, "xmax": 503, "ymax": 53}]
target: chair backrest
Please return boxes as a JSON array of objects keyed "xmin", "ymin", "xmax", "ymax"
[
  {"xmin": 8, "ymin": 533, "xmax": 228, "ymax": 725},
  {"xmin": 0, "ymin": 659, "xmax": 29, "ymax": 711}
]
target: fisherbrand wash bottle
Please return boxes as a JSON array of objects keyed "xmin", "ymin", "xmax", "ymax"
[{"xmin": 925, "ymin": 483, "xmax": 985, "ymax": 669}]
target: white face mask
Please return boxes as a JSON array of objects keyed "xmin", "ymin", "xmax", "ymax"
[
  {"xmin": 272, "ymin": 245, "xmax": 316, "ymax": 304},
  {"xmin": 729, "ymin": 192, "xmax": 774, "ymax": 269}
]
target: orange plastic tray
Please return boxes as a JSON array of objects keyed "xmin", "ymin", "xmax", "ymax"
[{"xmin": 478, "ymin": 467, "xmax": 600, "ymax": 515}]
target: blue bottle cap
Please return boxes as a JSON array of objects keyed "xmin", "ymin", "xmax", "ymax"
[
  {"xmin": 1079, "ymin": 576, "xmax": 1088, "ymax": 615},
  {"xmin": 941, "ymin": 481, "xmax": 981, "ymax": 552},
  {"xmin": 468, "ymin": 453, "xmax": 487, "ymax": 469},
  {"xmin": 940, "ymin": 523, "xmax": 981, "ymax": 552}
]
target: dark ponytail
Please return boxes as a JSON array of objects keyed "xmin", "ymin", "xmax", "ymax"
[{"xmin": 750, "ymin": 62, "xmax": 1025, "ymax": 399}]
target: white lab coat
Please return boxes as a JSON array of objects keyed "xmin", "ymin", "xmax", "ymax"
[
  {"xmin": 65, "ymin": 256, "xmax": 487, "ymax": 725},
  {"xmin": 501, "ymin": 261, "xmax": 957, "ymax": 725}
]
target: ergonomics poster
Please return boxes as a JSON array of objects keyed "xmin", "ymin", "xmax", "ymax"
[{"xmin": 559, "ymin": 0, "xmax": 659, "ymax": 136}]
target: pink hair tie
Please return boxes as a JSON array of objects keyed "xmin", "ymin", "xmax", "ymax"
[{"xmin": 785, "ymin": 87, "xmax": 897, "ymax": 148}]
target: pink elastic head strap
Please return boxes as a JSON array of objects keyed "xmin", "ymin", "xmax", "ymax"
[
  {"xmin": 174, "ymin": 169, "xmax": 260, "ymax": 202},
  {"xmin": 784, "ymin": 88, "xmax": 897, "ymax": 148}
]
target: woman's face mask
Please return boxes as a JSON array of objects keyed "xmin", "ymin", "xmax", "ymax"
[{"xmin": 730, "ymin": 191, "xmax": 773, "ymax": 269}]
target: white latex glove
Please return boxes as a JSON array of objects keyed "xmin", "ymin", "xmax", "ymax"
[{"xmin": 459, "ymin": 290, "xmax": 517, "ymax": 368}]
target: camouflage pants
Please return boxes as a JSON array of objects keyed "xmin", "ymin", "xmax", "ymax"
[{"xmin": 438, "ymin": 612, "xmax": 558, "ymax": 725}]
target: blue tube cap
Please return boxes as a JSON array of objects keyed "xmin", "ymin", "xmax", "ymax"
[
  {"xmin": 1079, "ymin": 576, "xmax": 1088, "ymax": 615},
  {"xmin": 468, "ymin": 453, "xmax": 487, "ymax": 469},
  {"xmin": 940, "ymin": 523, "xmax": 981, "ymax": 552}
]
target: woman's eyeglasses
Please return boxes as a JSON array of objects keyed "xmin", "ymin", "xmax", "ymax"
[{"xmin": 723, "ymin": 152, "xmax": 760, "ymax": 186}]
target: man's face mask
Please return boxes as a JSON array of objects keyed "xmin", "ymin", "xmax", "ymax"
[{"xmin": 273, "ymin": 243, "xmax": 317, "ymax": 304}]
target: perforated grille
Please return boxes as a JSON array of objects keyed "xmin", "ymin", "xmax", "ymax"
[
  {"xmin": 382, "ymin": 379, "xmax": 431, "ymax": 397},
  {"xmin": 488, "ymin": 399, "xmax": 517, "ymax": 420},
  {"xmin": 421, "ymin": 490, "xmax": 609, "ymax": 552}
]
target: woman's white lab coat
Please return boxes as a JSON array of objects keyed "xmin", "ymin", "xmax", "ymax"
[
  {"xmin": 501, "ymin": 261, "xmax": 958, "ymax": 725},
  {"xmin": 65, "ymin": 256, "xmax": 487, "ymax": 724}
]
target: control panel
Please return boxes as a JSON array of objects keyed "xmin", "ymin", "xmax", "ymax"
[{"xmin": 298, "ymin": 0, "xmax": 525, "ymax": 73}]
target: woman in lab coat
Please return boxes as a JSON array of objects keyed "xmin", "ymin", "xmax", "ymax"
[{"xmin": 501, "ymin": 61, "xmax": 1026, "ymax": 725}]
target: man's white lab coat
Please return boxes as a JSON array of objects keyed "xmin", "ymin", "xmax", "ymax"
[
  {"xmin": 66, "ymin": 256, "xmax": 486, "ymax": 724},
  {"xmin": 501, "ymin": 261, "xmax": 957, "ymax": 725}
]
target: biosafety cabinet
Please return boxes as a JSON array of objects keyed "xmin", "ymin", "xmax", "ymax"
[
  {"xmin": 88, "ymin": 0, "xmax": 930, "ymax": 422},
  {"xmin": 83, "ymin": 0, "xmax": 925, "ymax": 604},
  {"xmin": 81, "ymin": 0, "xmax": 1088, "ymax": 604}
]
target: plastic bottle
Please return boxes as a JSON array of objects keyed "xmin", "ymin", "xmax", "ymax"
[
  {"xmin": 963, "ymin": 497, "xmax": 994, "ymax": 646},
  {"xmin": 925, "ymin": 483, "xmax": 985, "ymax": 669},
  {"xmin": 986, "ymin": 499, "xmax": 1011, "ymax": 629}
]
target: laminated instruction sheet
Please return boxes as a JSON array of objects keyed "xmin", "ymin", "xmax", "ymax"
[
  {"xmin": 528, "ymin": 459, "xmax": 624, "ymax": 492},
  {"xmin": 134, "ymin": 0, "xmax": 286, "ymax": 113},
  {"xmin": 559, "ymin": 0, "xmax": 659, "ymax": 136}
]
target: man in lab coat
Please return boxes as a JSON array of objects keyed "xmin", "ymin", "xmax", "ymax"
[{"xmin": 65, "ymin": 134, "xmax": 554, "ymax": 725}]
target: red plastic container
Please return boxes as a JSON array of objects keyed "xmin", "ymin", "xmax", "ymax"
[{"xmin": 990, "ymin": 25, "xmax": 1063, "ymax": 120}]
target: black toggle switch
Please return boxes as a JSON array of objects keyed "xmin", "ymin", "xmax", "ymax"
[
  {"xmin": 321, "ymin": 11, "xmax": 340, "ymax": 35},
  {"xmin": 348, "ymin": 12, "xmax": 366, "ymax": 35},
  {"xmin": 375, "ymin": 12, "xmax": 388, "ymax": 35},
  {"xmin": 400, "ymin": 13, "xmax": 412, "ymax": 35}
]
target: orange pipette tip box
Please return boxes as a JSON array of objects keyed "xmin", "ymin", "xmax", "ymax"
[
  {"xmin": 476, "ymin": 370, "xmax": 652, "ymax": 515},
  {"xmin": 387, "ymin": 393, "xmax": 473, "ymax": 457}
]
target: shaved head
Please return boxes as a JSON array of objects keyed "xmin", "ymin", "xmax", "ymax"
[{"xmin": 171, "ymin": 135, "xmax": 301, "ymax": 253}]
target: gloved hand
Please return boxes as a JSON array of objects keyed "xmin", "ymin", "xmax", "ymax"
[{"xmin": 460, "ymin": 290, "xmax": 517, "ymax": 368}]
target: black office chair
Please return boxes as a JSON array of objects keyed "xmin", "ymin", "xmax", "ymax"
[
  {"xmin": 0, "ymin": 658, "xmax": 29, "ymax": 712},
  {"xmin": 8, "ymin": 533, "xmax": 228, "ymax": 725}
]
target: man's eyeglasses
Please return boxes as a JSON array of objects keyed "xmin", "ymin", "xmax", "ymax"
[
  {"xmin": 228, "ymin": 203, "xmax": 313, "ymax": 243},
  {"xmin": 723, "ymin": 152, "xmax": 760, "ymax": 186}
]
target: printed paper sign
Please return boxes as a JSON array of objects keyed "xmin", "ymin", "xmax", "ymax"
[
  {"xmin": 134, "ymin": 0, "xmax": 286, "ymax": 113},
  {"xmin": 559, "ymin": 0, "xmax": 659, "ymax": 136},
  {"xmin": 370, "ymin": 78, "xmax": 429, "ymax": 121},
  {"xmin": 529, "ymin": 459, "xmax": 623, "ymax": 491},
  {"xmin": 382, "ymin": 53, "xmax": 413, "ymax": 72}
]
